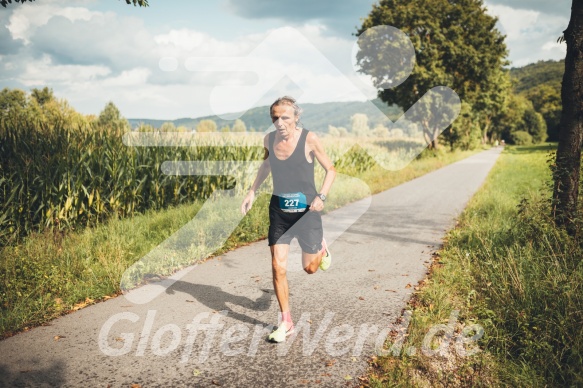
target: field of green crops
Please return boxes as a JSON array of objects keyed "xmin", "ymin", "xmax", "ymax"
[{"xmin": 0, "ymin": 114, "xmax": 426, "ymax": 247}]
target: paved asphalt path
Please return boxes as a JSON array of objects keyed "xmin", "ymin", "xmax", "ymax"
[{"xmin": 0, "ymin": 148, "xmax": 502, "ymax": 387}]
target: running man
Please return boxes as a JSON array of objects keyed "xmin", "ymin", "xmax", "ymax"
[{"xmin": 241, "ymin": 96, "xmax": 336, "ymax": 343}]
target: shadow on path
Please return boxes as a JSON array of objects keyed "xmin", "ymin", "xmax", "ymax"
[
  {"xmin": 0, "ymin": 360, "xmax": 66, "ymax": 387},
  {"xmin": 166, "ymin": 281, "xmax": 273, "ymax": 326}
]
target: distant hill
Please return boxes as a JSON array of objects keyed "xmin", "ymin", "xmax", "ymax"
[
  {"xmin": 128, "ymin": 99, "xmax": 402, "ymax": 133},
  {"xmin": 510, "ymin": 59, "xmax": 564, "ymax": 94},
  {"xmin": 510, "ymin": 59, "xmax": 564, "ymax": 142},
  {"xmin": 129, "ymin": 60, "xmax": 566, "ymax": 137}
]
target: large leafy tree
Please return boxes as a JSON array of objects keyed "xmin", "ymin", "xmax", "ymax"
[
  {"xmin": 552, "ymin": 1, "xmax": 583, "ymax": 236},
  {"xmin": 356, "ymin": 0, "xmax": 508, "ymax": 149},
  {"xmin": 1, "ymin": 0, "xmax": 148, "ymax": 7}
]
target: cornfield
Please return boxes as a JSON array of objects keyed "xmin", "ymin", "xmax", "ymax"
[
  {"xmin": 0, "ymin": 118, "xmax": 267, "ymax": 245},
  {"xmin": 1, "ymin": 106, "xmax": 419, "ymax": 247}
]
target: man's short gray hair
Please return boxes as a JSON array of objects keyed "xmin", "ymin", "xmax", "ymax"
[{"xmin": 270, "ymin": 96, "xmax": 303, "ymax": 117}]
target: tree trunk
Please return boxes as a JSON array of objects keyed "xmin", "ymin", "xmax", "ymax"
[
  {"xmin": 420, "ymin": 120, "xmax": 440, "ymax": 150},
  {"xmin": 482, "ymin": 117, "xmax": 491, "ymax": 144},
  {"xmin": 552, "ymin": 0, "xmax": 583, "ymax": 236},
  {"xmin": 432, "ymin": 127, "xmax": 440, "ymax": 150}
]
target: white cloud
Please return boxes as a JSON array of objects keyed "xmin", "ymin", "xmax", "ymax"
[
  {"xmin": 8, "ymin": 0, "xmax": 568, "ymax": 119},
  {"xmin": 486, "ymin": 4, "xmax": 539, "ymax": 42},
  {"xmin": 18, "ymin": 54, "xmax": 110, "ymax": 86},
  {"xmin": 485, "ymin": 2, "xmax": 567, "ymax": 66},
  {"xmin": 7, "ymin": 4, "xmax": 101, "ymax": 44},
  {"xmin": 154, "ymin": 29, "xmax": 209, "ymax": 52},
  {"xmin": 4, "ymin": 2, "xmax": 375, "ymax": 119},
  {"xmin": 153, "ymin": 27, "xmax": 274, "ymax": 60},
  {"xmin": 101, "ymin": 68, "xmax": 151, "ymax": 87}
]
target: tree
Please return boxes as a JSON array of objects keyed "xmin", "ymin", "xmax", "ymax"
[
  {"xmin": 523, "ymin": 108, "xmax": 547, "ymax": 143},
  {"xmin": 442, "ymin": 102, "xmax": 482, "ymax": 150},
  {"xmin": 493, "ymin": 94, "xmax": 546, "ymax": 144},
  {"xmin": 372, "ymin": 124, "xmax": 390, "ymax": 138},
  {"xmin": 1, "ymin": 0, "xmax": 148, "ymax": 7},
  {"xmin": 474, "ymin": 68, "xmax": 511, "ymax": 144},
  {"xmin": 97, "ymin": 101, "xmax": 130, "ymax": 133},
  {"xmin": 328, "ymin": 125, "xmax": 340, "ymax": 137},
  {"xmin": 159, "ymin": 122, "xmax": 176, "ymax": 132},
  {"xmin": 196, "ymin": 119, "xmax": 217, "ymax": 133},
  {"xmin": 356, "ymin": 0, "xmax": 508, "ymax": 150},
  {"xmin": 231, "ymin": 119, "xmax": 247, "ymax": 133},
  {"xmin": 31, "ymin": 87, "xmax": 54, "ymax": 106},
  {"xmin": 524, "ymin": 84, "xmax": 562, "ymax": 142},
  {"xmin": 351, "ymin": 113, "xmax": 370, "ymax": 137},
  {"xmin": 0, "ymin": 88, "xmax": 27, "ymax": 117},
  {"xmin": 552, "ymin": 1, "xmax": 583, "ymax": 235}
]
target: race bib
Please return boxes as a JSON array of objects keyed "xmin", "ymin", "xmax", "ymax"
[{"xmin": 278, "ymin": 192, "xmax": 308, "ymax": 213}]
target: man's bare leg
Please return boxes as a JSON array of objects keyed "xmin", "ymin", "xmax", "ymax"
[
  {"xmin": 302, "ymin": 250, "xmax": 324, "ymax": 274},
  {"xmin": 270, "ymin": 244, "xmax": 293, "ymax": 328}
]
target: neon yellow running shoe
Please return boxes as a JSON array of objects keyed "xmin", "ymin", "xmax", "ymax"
[
  {"xmin": 268, "ymin": 323, "xmax": 295, "ymax": 343},
  {"xmin": 319, "ymin": 238, "xmax": 331, "ymax": 271}
]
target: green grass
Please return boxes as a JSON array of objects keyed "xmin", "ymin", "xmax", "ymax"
[
  {"xmin": 369, "ymin": 144, "xmax": 583, "ymax": 387},
  {"xmin": 0, "ymin": 146, "xmax": 481, "ymax": 338}
]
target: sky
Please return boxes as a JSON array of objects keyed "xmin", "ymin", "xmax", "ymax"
[{"xmin": 0, "ymin": 0, "xmax": 571, "ymax": 120}]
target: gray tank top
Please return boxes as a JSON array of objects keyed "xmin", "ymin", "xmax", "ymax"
[{"xmin": 268, "ymin": 128, "xmax": 317, "ymax": 209}]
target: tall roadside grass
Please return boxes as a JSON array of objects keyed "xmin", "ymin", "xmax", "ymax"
[
  {"xmin": 369, "ymin": 144, "xmax": 583, "ymax": 387},
  {"xmin": 0, "ymin": 137, "xmax": 481, "ymax": 338}
]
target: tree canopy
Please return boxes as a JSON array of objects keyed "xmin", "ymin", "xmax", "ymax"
[{"xmin": 356, "ymin": 0, "xmax": 509, "ymax": 149}]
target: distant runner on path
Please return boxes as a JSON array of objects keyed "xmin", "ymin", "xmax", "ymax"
[{"xmin": 241, "ymin": 96, "xmax": 336, "ymax": 343}]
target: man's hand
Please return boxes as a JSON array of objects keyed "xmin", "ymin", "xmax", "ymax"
[
  {"xmin": 241, "ymin": 191, "xmax": 255, "ymax": 215},
  {"xmin": 309, "ymin": 196, "xmax": 325, "ymax": 212}
]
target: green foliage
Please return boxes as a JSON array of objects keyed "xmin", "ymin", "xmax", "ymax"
[
  {"xmin": 30, "ymin": 87, "xmax": 54, "ymax": 106},
  {"xmin": 523, "ymin": 108, "xmax": 547, "ymax": 143},
  {"xmin": 357, "ymin": 0, "xmax": 509, "ymax": 150},
  {"xmin": 0, "ymin": 89, "xmax": 264, "ymax": 246},
  {"xmin": 442, "ymin": 102, "xmax": 483, "ymax": 150},
  {"xmin": 372, "ymin": 146, "xmax": 582, "ymax": 386},
  {"xmin": 123, "ymin": 0, "xmax": 148, "ymax": 6},
  {"xmin": 494, "ymin": 94, "xmax": 547, "ymax": 145},
  {"xmin": 231, "ymin": 118, "xmax": 247, "ymax": 132},
  {"xmin": 474, "ymin": 68, "xmax": 512, "ymax": 143},
  {"xmin": 159, "ymin": 122, "xmax": 176, "ymax": 132},
  {"xmin": 524, "ymin": 84, "xmax": 561, "ymax": 141},
  {"xmin": 511, "ymin": 59, "xmax": 564, "ymax": 142},
  {"xmin": 510, "ymin": 59, "xmax": 564, "ymax": 94},
  {"xmin": 333, "ymin": 146, "xmax": 377, "ymax": 175},
  {"xmin": 196, "ymin": 119, "xmax": 217, "ymax": 133},
  {"xmin": 97, "ymin": 101, "xmax": 130, "ymax": 133},
  {"xmin": 509, "ymin": 130, "xmax": 533, "ymax": 145},
  {"xmin": 454, "ymin": 147, "xmax": 583, "ymax": 385}
]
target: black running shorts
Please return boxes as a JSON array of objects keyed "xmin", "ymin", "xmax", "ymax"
[{"xmin": 268, "ymin": 195, "xmax": 323, "ymax": 254}]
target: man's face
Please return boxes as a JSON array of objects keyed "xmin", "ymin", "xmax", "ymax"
[{"xmin": 271, "ymin": 104, "xmax": 297, "ymax": 137}]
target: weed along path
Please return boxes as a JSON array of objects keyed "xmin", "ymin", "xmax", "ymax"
[{"xmin": 0, "ymin": 148, "xmax": 502, "ymax": 387}]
